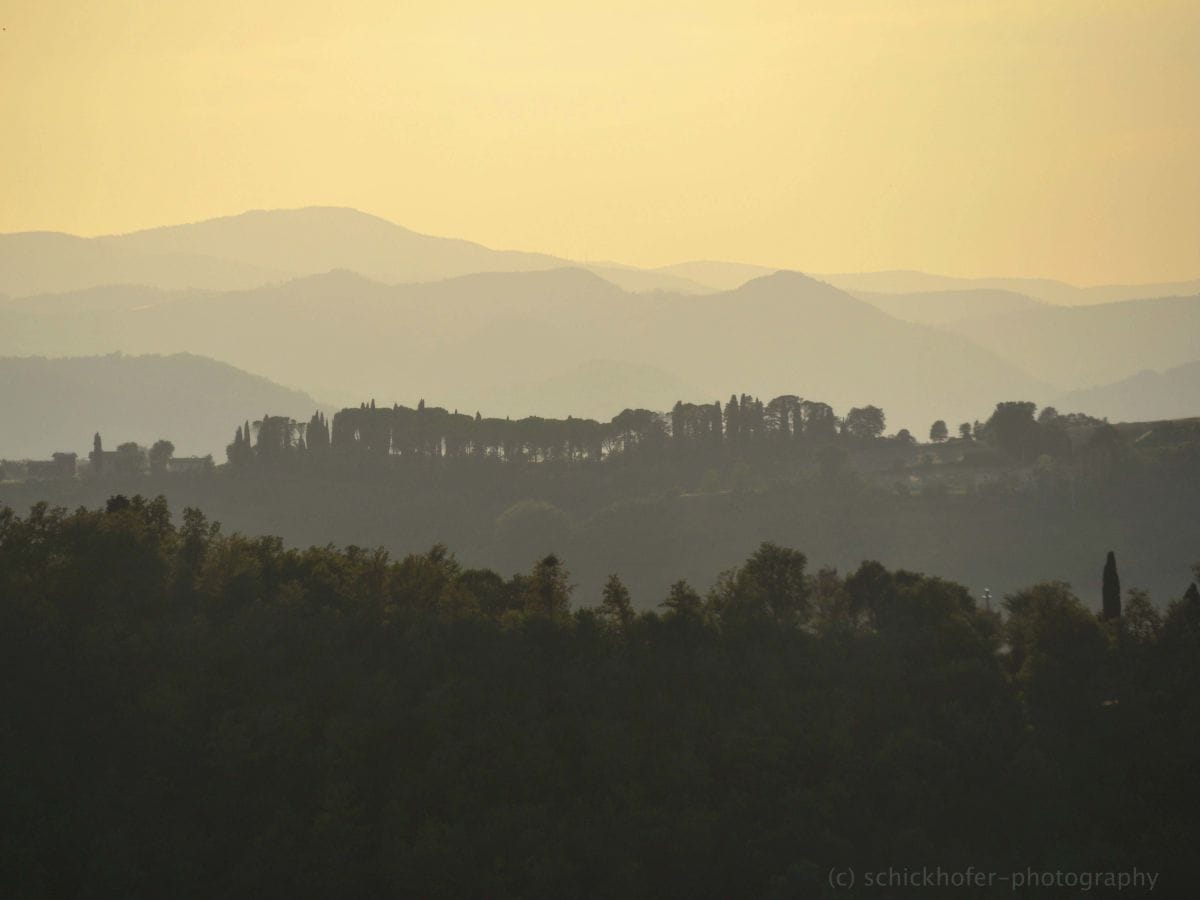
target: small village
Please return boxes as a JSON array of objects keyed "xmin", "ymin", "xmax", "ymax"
[{"xmin": 0, "ymin": 433, "xmax": 213, "ymax": 483}]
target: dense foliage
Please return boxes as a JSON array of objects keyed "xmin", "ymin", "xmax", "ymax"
[{"xmin": 2, "ymin": 498, "xmax": 1198, "ymax": 897}]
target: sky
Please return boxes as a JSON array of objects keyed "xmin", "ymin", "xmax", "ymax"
[{"xmin": 2, "ymin": 0, "xmax": 1199, "ymax": 284}]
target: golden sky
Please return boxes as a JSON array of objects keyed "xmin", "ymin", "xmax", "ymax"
[{"xmin": 2, "ymin": 0, "xmax": 1198, "ymax": 283}]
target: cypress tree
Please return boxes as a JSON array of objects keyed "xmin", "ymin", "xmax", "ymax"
[
  {"xmin": 724, "ymin": 395, "xmax": 740, "ymax": 443},
  {"xmin": 1102, "ymin": 550, "xmax": 1121, "ymax": 619}
]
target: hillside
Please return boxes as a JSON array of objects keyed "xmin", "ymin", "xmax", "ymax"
[
  {"xmin": 944, "ymin": 295, "xmax": 1200, "ymax": 389},
  {"xmin": 1056, "ymin": 361, "xmax": 1200, "ymax": 423},
  {"xmin": 849, "ymin": 288, "xmax": 1045, "ymax": 326},
  {"xmin": 0, "ymin": 268, "xmax": 1047, "ymax": 433},
  {"xmin": 0, "ymin": 232, "xmax": 284, "ymax": 297},
  {"xmin": 0, "ymin": 353, "xmax": 321, "ymax": 459}
]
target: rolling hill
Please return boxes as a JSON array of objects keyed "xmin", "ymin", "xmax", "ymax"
[
  {"xmin": 0, "ymin": 232, "xmax": 285, "ymax": 297},
  {"xmin": 0, "ymin": 268, "xmax": 1048, "ymax": 433},
  {"xmin": 943, "ymin": 294, "xmax": 1200, "ymax": 389},
  {"xmin": 1055, "ymin": 361, "xmax": 1200, "ymax": 423},
  {"xmin": 847, "ymin": 289, "xmax": 1046, "ymax": 326},
  {"xmin": 0, "ymin": 353, "xmax": 322, "ymax": 459}
]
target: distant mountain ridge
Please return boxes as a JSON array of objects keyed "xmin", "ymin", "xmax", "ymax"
[
  {"xmin": 846, "ymin": 289, "xmax": 1046, "ymax": 326},
  {"xmin": 1055, "ymin": 361, "xmax": 1200, "ymax": 424},
  {"xmin": 0, "ymin": 353, "xmax": 323, "ymax": 459},
  {"xmin": 816, "ymin": 269, "xmax": 1200, "ymax": 306},
  {"xmin": 3, "ymin": 206, "xmax": 1197, "ymax": 434},
  {"xmin": 0, "ymin": 267, "xmax": 1049, "ymax": 433},
  {"xmin": 4, "ymin": 206, "xmax": 1196, "ymax": 302},
  {"xmin": 0, "ymin": 231, "xmax": 286, "ymax": 297},
  {"xmin": 653, "ymin": 262, "xmax": 1200, "ymax": 305},
  {"xmin": 944, "ymin": 294, "xmax": 1200, "ymax": 389},
  {"xmin": 0, "ymin": 208, "xmax": 709, "ymax": 297}
]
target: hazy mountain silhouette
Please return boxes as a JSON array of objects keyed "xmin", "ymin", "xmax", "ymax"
[
  {"xmin": 848, "ymin": 289, "xmax": 1046, "ymax": 326},
  {"xmin": 1055, "ymin": 361, "xmax": 1200, "ymax": 423},
  {"xmin": 8, "ymin": 208, "xmax": 1195, "ymax": 305},
  {"xmin": 653, "ymin": 260, "xmax": 778, "ymax": 291},
  {"xmin": 944, "ymin": 294, "xmax": 1200, "ymax": 389},
  {"xmin": 652, "ymin": 261, "xmax": 1200, "ymax": 308},
  {"xmin": 0, "ymin": 267, "xmax": 1047, "ymax": 432},
  {"xmin": 104, "ymin": 207, "xmax": 565, "ymax": 285},
  {"xmin": 0, "ymin": 353, "xmax": 322, "ymax": 459},
  {"xmin": 1, "ymin": 208, "xmax": 709, "ymax": 296},
  {"xmin": 1, "ymin": 283, "xmax": 198, "ymax": 315},
  {"xmin": 0, "ymin": 232, "xmax": 285, "ymax": 297},
  {"xmin": 639, "ymin": 271, "xmax": 1050, "ymax": 428},
  {"xmin": 819, "ymin": 269, "xmax": 1200, "ymax": 306}
]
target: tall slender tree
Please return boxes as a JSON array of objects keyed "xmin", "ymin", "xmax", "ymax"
[{"xmin": 1102, "ymin": 550, "xmax": 1122, "ymax": 619}]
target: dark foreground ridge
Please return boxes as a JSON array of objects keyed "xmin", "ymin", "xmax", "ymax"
[{"xmin": 2, "ymin": 497, "xmax": 1199, "ymax": 897}]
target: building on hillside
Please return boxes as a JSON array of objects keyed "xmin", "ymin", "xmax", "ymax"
[
  {"xmin": 0, "ymin": 460, "xmax": 27, "ymax": 482},
  {"xmin": 87, "ymin": 450, "xmax": 122, "ymax": 475},
  {"xmin": 26, "ymin": 452, "xmax": 78, "ymax": 480},
  {"xmin": 167, "ymin": 455, "xmax": 215, "ymax": 475}
]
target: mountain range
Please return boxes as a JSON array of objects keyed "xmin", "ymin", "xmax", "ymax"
[
  {"xmin": 0, "ymin": 266, "xmax": 1048, "ymax": 436},
  {"xmin": 0, "ymin": 208, "xmax": 706, "ymax": 298},
  {"xmin": 2, "ymin": 206, "xmax": 1199, "ymax": 453},
  {"xmin": 5, "ymin": 206, "xmax": 1198, "ymax": 302}
]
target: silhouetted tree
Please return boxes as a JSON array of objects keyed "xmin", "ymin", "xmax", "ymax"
[
  {"xmin": 661, "ymin": 579, "xmax": 703, "ymax": 618},
  {"xmin": 226, "ymin": 425, "xmax": 253, "ymax": 467},
  {"xmin": 1038, "ymin": 406, "xmax": 1060, "ymax": 425},
  {"xmin": 843, "ymin": 405, "xmax": 886, "ymax": 440},
  {"xmin": 723, "ymin": 395, "xmax": 740, "ymax": 443},
  {"xmin": 802, "ymin": 400, "xmax": 838, "ymax": 440},
  {"xmin": 599, "ymin": 573, "xmax": 634, "ymax": 632},
  {"xmin": 711, "ymin": 541, "xmax": 810, "ymax": 626},
  {"xmin": 306, "ymin": 411, "xmax": 330, "ymax": 454},
  {"xmin": 930, "ymin": 420, "xmax": 948, "ymax": 442},
  {"xmin": 524, "ymin": 553, "xmax": 571, "ymax": 617},
  {"xmin": 148, "ymin": 439, "xmax": 175, "ymax": 475},
  {"xmin": 1103, "ymin": 550, "xmax": 1122, "ymax": 619},
  {"xmin": 985, "ymin": 401, "xmax": 1040, "ymax": 461}
]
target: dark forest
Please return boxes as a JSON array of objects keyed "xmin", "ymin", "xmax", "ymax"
[{"xmin": 2, "ymin": 496, "xmax": 1198, "ymax": 896}]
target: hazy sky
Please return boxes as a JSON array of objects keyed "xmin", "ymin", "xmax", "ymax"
[{"xmin": 3, "ymin": 0, "xmax": 1198, "ymax": 283}]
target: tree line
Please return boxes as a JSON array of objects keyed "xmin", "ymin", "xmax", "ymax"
[
  {"xmin": 224, "ymin": 394, "xmax": 1106, "ymax": 470},
  {"xmin": 226, "ymin": 394, "xmax": 890, "ymax": 468}
]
